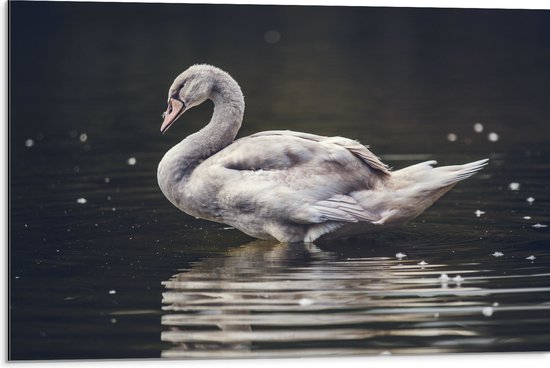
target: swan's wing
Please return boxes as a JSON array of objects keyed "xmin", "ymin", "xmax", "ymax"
[
  {"xmin": 249, "ymin": 130, "xmax": 391, "ymax": 175},
  {"xmin": 290, "ymin": 193, "xmax": 382, "ymax": 242},
  {"xmin": 209, "ymin": 130, "xmax": 390, "ymax": 217},
  {"xmin": 291, "ymin": 194, "xmax": 379, "ymax": 224}
]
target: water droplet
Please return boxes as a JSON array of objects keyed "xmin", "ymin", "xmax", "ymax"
[
  {"xmin": 446, "ymin": 133, "xmax": 457, "ymax": 142},
  {"xmin": 110, "ymin": 318, "xmax": 117, "ymax": 324},
  {"xmin": 526, "ymin": 197, "xmax": 535, "ymax": 204},
  {"xmin": 474, "ymin": 209, "xmax": 485, "ymax": 217},
  {"xmin": 482, "ymin": 306, "xmax": 494, "ymax": 317},
  {"xmin": 108, "ymin": 290, "xmax": 116, "ymax": 295},
  {"xmin": 25, "ymin": 139, "xmax": 34, "ymax": 147},
  {"xmin": 523, "ymin": 216, "xmax": 532, "ymax": 220},
  {"xmin": 473, "ymin": 122, "xmax": 484, "ymax": 133},
  {"xmin": 79, "ymin": 133, "xmax": 88, "ymax": 142},
  {"xmin": 395, "ymin": 252, "xmax": 407, "ymax": 259},
  {"xmin": 69, "ymin": 130, "xmax": 78, "ymax": 138},
  {"xmin": 298, "ymin": 298, "xmax": 314, "ymax": 306},
  {"xmin": 487, "ymin": 132, "xmax": 499, "ymax": 142},
  {"xmin": 453, "ymin": 275, "xmax": 464, "ymax": 283},
  {"xmin": 127, "ymin": 157, "xmax": 137, "ymax": 165},
  {"xmin": 492, "ymin": 251, "xmax": 504, "ymax": 257},
  {"xmin": 263, "ymin": 30, "xmax": 281, "ymax": 44},
  {"xmin": 76, "ymin": 198, "xmax": 87, "ymax": 204},
  {"xmin": 526, "ymin": 255, "xmax": 536, "ymax": 261},
  {"xmin": 508, "ymin": 182, "xmax": 520, "ymax": 190},
  {"xmin": 532, "ymin": 223, "xmax": 547, "ymax": 228},
  {"xmin": 439, "ymin": 273, "xmax": 450, "ymax": 282},
  {"xmin": 492, "ymin": 302, "xmax": 499, "ymax": 307},
  {"xmin": 104, "ymin": 177, "xmax": 111, "ymax": 183},
  {"xmin": 418, "ymin": 261, "xmax": 428, "ymax": 266},
  {"xmin": 73, "ymin": 166, "xmax": 80, "ymax": 173}
]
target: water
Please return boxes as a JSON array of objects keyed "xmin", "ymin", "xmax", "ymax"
[{"xmin": 9, "ymin": 2, "xmax": 550, "ymax": 360}]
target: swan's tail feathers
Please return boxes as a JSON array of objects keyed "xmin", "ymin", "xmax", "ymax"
[
  {"xmin": 379, "ymin": 158, "xmax": 489, "ymax": 225},
  {"xmin": 432, "ymin": 158, "xmax": 489, "ymax": 187}
]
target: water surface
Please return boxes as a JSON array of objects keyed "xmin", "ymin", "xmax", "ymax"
[{"xmin": 9, "ymin": 2, "xmax": 550, "ymax": 360}]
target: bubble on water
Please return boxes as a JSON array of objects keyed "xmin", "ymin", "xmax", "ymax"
[
  {"xmin": 110, "ymin": 318, "xmax": 117, "ymax": 324},
  {"xmin": 108, "ymin": 290, "xmax": 116, "ymax": 295},
  {"xmin": 264, "ymin": 30, "xmax": 281, "ymax": 44},
  {"xmin": 104, "ymin": 177, "xmax": 111, "ymax": 183},
  {"xmin": 74, "ymin": 166, "xmax": 80, "ymax": 173},
  {"xmin": 523, "ymin": 216, "xmax": 532, "ymax": 220},
  {"xmin": 474, "ymin": 122, "xmax": 484, "ymax": 133},
  {"xmin": 69, "ymin": 130, "xmax": 78, "ymax": 138},
  {"xmin": 418, "ymin": 261, "xmax": 428, "ymax": 266},
  {"xmin": 79, "ymin": 133, "xmax": 88, "ymax": 142},
  {"xmin": 492, "ymin": 302, "xmax": 499, "ymax": 307},
  {"xmin": 127, "ymin": 157, "xmax": 137, "ymax": 165},
  {"xmin": 76, "ymin": 197, "xmax": 87, "ymax": 204},
  {"xmin": 492, "ymin": 251, "xmax": 504, "ymax": 257},
  {"xmin": 526, "ymin": 255, "xmax": 536, "ymax": 261},
  {"xmin": 446, "ymin": 133, "xmax": 457, "ymax": 142},
  {"xmin": 439, "ymin": 273, "xmax": 450, "ymax": 282},
  {"xmin": 508, "ymin": 182, "xmax": 520, "ymax": 191},
  {"xmin": 474, "ymin": 209, "xmax": 485, "ymax": 217},
  {"xmin": 25, "ymin": 139, "xmax": 34, "ymax": 147},
  {"xmin": 453, "ymin": 275, "xmax": 464, "ymax": 284},
  {"xmin": 526, "ymin": 197, "xmax": 535, "ymax": 204},
  {"xmin": 298, "ymin": 298, "xmax": 314, "ymax": 306},
  {"xmin": 482, "ymin": 306, "xmax": 494, "ymax": 317},
  {"xmin": 532, "ymin": 223, "xmax": 547, "ymax": 228},
  {"xmin": 395, "ymin": 252, "xmax": 407, "ymax": 260},
  {"xmin": 487, "ymin": 132, "xmax": 499, "ymax": 142}
]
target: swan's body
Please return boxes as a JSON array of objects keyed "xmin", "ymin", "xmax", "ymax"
[{"xmin": 158, "ymin": 65, "xmax": 488, "ymax": 243}]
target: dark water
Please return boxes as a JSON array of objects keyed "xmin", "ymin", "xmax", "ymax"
[{"xmin": 9, "ymin": 1, "xmax": 550, "ymax": 360}]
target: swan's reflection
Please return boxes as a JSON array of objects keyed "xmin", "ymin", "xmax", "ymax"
[{"xmin": 161, "ymin": 240, "xmax": 483, "ymax": 358}]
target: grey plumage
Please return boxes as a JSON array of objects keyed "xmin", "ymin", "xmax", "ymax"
[{"xmin": 157, "ymin": 64, "xmax": 488, "ymax": 243}]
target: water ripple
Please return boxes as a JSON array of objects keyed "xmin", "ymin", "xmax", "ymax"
[{"xmin": 161, "ymin": 240, "xmax": 550, "ymax": 357}]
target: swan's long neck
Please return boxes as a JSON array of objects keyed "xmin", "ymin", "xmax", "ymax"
[
  {"xmin": 196, "ymin": 79, "xmax": 245, "ymax": 157},
  {"xmin": 157, "ymin": 72, "xmax": 244, "ymax": 203}
]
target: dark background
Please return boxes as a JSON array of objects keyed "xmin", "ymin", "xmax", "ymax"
[{"xmin": 9, "ymin": 1, "xmax": 550, "ymax": 360}]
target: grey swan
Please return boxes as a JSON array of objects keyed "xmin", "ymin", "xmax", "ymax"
[{"xmin": 157, "ymin": 64, "xmax": 488, "ymax": 243}]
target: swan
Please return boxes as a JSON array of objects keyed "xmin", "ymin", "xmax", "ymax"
[{"xmin": 157, "ymin": 64, "xmax": 488, "ymax": 243}]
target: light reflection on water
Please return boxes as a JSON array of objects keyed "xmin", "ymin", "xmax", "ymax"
[{"xmin": 160, "ymin": 240, "xmax": 550, "ymax": 358}]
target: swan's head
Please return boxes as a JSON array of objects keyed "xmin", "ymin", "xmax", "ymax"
[{"xmin": 161, "ymin": 64, "xmax": 224, "ymax": 133}]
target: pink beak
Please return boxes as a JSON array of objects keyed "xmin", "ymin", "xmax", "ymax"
[{"xmin": 160, "ymin": 98, "xmax": 186, "ymax": 133}]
